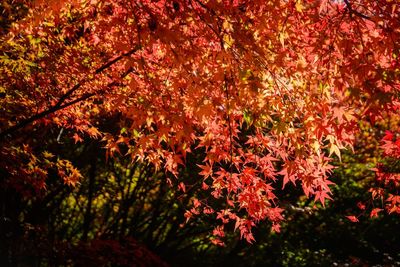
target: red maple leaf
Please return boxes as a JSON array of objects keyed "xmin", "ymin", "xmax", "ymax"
[{"xmin": 345, "ymin": 215, "xmax": 359, "ymax": 223}]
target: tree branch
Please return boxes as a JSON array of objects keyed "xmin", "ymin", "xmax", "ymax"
[
  {"xmin": 0, "ymin": 48, "xmax": 138, "ymax": 140},
  {"xmin": 0, "ymin": 56, "xmax": 137, "ymax": 141},
  {"xmin": 343, "ymin": 0, "xmax": 371, "ymax": 20}
]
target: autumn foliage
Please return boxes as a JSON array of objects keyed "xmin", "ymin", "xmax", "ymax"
[{"xmin": 0, "ymin": 0, "xmax": 399, "ymax": 249}]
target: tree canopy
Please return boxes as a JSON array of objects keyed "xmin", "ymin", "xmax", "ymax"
[{"xmin": 1, "ymin": 0, "xmax": 399, "ymax": 258}]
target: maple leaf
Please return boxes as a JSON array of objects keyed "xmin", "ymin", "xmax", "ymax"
[
  {"xmin": 178, "ymin": 182, "xmax": 186, "ymax": 193},
  {"xmin": 345, "ymin": 215, "xmax": 359, "ymax": 223},
  {"xmin": 203, "ymin": 207, "xmax": 214, "ymax": 214},
  {"xmin": 193, "ymin": 198, "xmax": 201, "ymax": 208},
  {"xmin": 279, "ymin": 163, "xmax": 297, "ymax": 188},
  {"xmin": 357, "ymin": 202, "xmax": 366, "ymax": 210},
  {"xmin": 72, "ymin": 133, "xmax": 83, "ymax": 143},
  {"xmin": 210, "ymin": 238, "xmax": 225, "ymax": 247},
  {"xmin": 314, "ymin": 190, "xmax": 333, "ymax": 207},
  {"xmin": 87, "ymin": 126, "xmax": 101, "ymax": 138},
  {"xmin": 271, "ymin": 223, "xmax": 281, "ymax": 233},
  {"xmin": 328, "ymin": 143, "xmax": 341, "ymax": 161},
  {"xmin": 383, "ymin": 130, "xmax": 394, "ymax": 141},
  {"xmin": 244, "ymin": 232, "xmax": 255, "ymax": 244},
  {"xmin": 197, "ymin": 164, "xmax": 213, "ymax": 179},
  {"xmin": 184, "ymin": 210, "xmax": 192, "ymax": 223},
  {"xmin": 370, "ymin": 208, "xmax": 383, "ymax": 218},
  {"xmin": 212, "ymin": 226, "xmax": 225, "ymax": 237},
  {"xmin": 42, "ymin": 151, "xmax": 54, "ymax": 159}
]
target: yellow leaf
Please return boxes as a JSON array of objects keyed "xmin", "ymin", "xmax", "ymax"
[
  {"xmin": 223, "ymin": 34, "xmax": 234, "ymax": 49},
  {"xmin": 295, "ymin": 1, "xmax": 304, "ymax": 12},
  {"xmin": 311, "ymin": 140, "xmax": 320, "ymax": 155},
  {"xmin": 329, "ymin": 143, "xmax": 341, "ymax": 161},
  {"xmin": 42, "ymin": 151, "xmax": 54, "ymax": 159}
]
